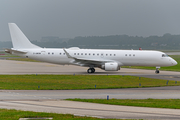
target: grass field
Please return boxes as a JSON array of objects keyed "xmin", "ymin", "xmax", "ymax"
[
  {"xmin": 0, "ymin": 108, "xmax": 120, "ymax": 120},
  {"xmin": 0, "ymin": 51, "xmax": 19, "ymax": 57},
  {"xmin": 0, "ymin": 55, "xmax": 19, "ymax": 57},
  {"xmin": 7, "ymin": 58, "xmax": 40, "ymax": 62},
  {"xmin": 0, "ymin": 75, "xmax": 179, "ymax": 90},
  {"xmin": 67, "ymin": 98, "xmax": 180, "ymax": 109}
]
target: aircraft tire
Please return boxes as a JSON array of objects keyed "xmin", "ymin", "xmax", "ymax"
[
  {"xmin": 87, "ymin": 69, "xmax": 92, "ymax": 73},
  {"xmin": 155, "ymin": 70, "xmax": 160, "ymax": 74},
  {"xmin": 91, "ymin": 68, "xmax": 95, "ymax": 73},
  {"xmin": 87, "ymin": 68, "xmax": 95, "ymax": 73}
]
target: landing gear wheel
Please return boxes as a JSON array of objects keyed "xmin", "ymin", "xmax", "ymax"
[
  {"xmin": 155, "ymin": 69, "xmax": 160, "ymax": 74},
  {"xmin": 155, "ymin": 70, "xmax": 160, "ymax": 74},
  {"xmin": 87, "ymin": 69, "xmax": 92, "ymax": 73},
  {"xmin": 92, "ymin": 68, "xmax": 95, "ymax": 73},
  {"xmin": 87, "ymin": 68, "xmax": 95, "ymax": 73}
]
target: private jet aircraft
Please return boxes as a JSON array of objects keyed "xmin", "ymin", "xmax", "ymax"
[{"xmin": 5, "ymin": 23, "xmax": 177, "ymax": 73}]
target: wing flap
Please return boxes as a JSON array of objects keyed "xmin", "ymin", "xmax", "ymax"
[{"xmin": 75, "ymin": 57, "xmax": 113, "ymax": 63}]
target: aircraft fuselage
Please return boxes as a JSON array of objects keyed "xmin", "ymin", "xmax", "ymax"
[{"xmin": 14, "ymin": 48, "xmax": 177, "ymax": 67}]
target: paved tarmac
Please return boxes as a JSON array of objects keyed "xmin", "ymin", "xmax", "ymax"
[
  {"xmin": 166, "ymin": 52, "xmax": 180, "ymax": 55},
  {"xmin": 0, "ymin": 59, "xmax": 180, "ymax": 81},
  {"xmin": 1, "ymin": 87, "xmax": 180, "ymax": 119},
  {"xmin": 1, "ymin": 86, "xmax": 180, "ymax": 100},
  {"xmin": 1, "ymin": 100, "xmax": 180, "ymax": 119},
  {"xmin": 1, "ymin": 59, "xmax": 180, "ymax": 119}
]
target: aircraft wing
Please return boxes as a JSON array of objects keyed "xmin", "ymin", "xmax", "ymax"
[
  {"xmin": 71, "ymin": 57, "xmax": 115, "ymax": 67},
  {"xmin": 63, "ymin": 48, "xmax": 115, "ymax": 66}
]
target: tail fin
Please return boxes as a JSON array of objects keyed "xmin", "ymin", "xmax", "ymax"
[{"xmin": 8, "ymin": 23, "xmax": 41, "ymax": 49}]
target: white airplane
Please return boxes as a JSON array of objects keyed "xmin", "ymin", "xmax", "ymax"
[{"xmin": 5, "ymin": 23, "xmax": 177, "ymax": 73}]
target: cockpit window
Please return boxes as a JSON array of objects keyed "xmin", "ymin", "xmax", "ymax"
[{"xmin": 162, "ymin": 54, "xmax": 169, "ymax": 57}]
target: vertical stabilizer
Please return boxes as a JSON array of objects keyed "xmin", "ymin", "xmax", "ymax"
[{"xmin": 8, "ymin": 23, "xmax": 41, "ymax": 49}]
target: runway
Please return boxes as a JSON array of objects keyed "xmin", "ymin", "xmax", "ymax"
[
  {"xmin": 1, "ymin": 100, "xmax": 180, "ymax": 119},
  {"xmin": 1, "ymin": 87, "xmax": 180, "ymax": 119},
  {"xmin": 1, "ymin": 86, "xmax": 180, "ymax": 100},
  {"xmin": 1, "ymin": 59, "xmax": 180, "ymax": 119},
  {"xmin": 0, "ymin": 59, "xmax": 180, "ymax": 81}
]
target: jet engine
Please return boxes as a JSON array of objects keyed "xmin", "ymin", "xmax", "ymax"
[{"xmin": 101, "ymin": 62, "xmax": 120, "ymax": 71}]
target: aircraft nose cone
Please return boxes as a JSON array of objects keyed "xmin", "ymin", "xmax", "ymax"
[
  {"xmin": 173, "ymin": 60, "xmax": 178, "ymax": 65},
  {"xmin": 171, "ymin": 59, "xmax": 177, "ymax": 65}
]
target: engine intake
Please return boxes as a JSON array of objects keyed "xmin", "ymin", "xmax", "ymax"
[{"xmin": 102, "ymin": 62, "xmax": 120, "ymax": 71}]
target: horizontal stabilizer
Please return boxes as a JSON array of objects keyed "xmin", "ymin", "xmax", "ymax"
[{"xmin": 5, "ymin": 48, "xmax": 27, "ymax": 54}]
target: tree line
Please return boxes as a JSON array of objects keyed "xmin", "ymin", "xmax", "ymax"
[{"xmin": 1, "ymin": 33, "xmax": 180, "ymax": 50}]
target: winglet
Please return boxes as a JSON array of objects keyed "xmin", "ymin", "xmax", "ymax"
[{"xmin": 63, "ymin": 48, "xmax": 73, "ymax": 58}]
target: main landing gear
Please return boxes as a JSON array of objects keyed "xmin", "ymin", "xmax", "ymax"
[
  {"xmin": 155, "ymin": 67, "xmax": 160, "ymax": 74},
  {"xmin": 87, "ymin": 68, "xmax": 95, "ymax": 73}
]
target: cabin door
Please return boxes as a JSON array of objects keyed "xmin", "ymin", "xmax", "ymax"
[{"xmin": 41, "ymin": 51, "xmax": 46, "ymax": 55}]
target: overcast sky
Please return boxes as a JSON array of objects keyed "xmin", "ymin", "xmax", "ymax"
[{"xmin": 1, "ymin": 0, "xmax": 180, "ymax": 41}]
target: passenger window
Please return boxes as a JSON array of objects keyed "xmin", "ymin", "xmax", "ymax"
[
  {"xmin": 125, "ymin": 54, "xmax": 127, "ymax": 56},
  {"xmin": 52, "ymin": 53, "xmax": 54, "ymax": 55},
  {"xmin": 74, "ymin": 53, "xmax": 76, "ymax": 55},
  {"xmin": 106, "ymin": 54, "xmax": 108, "ymax": 56},
  {"xmin": 85, "ymin": 53, "xmax": 87, "ymax": 55},
  {"xmin": 81, "ymin": 53, "xmax": 83, "ymax": 55},
  {"xmin": 89, "ymin": 53, "xmax": 91, "ymax": 55},
  {"xmin": 48, "ymin": 53, "xmax": 50, "ymax": 55},
  {"xmin": 114, "ymin": 54, "xmax": 116, "ymax": 56},
  {"xmin": 63, "ymin": 53, "xmax": 65, "ymax": 55},
  {"xmin": 97, "ymin": 54, "xmax": 99, "ymax": 56},
  {"xmin": 93, "ymin": 53, "xmax": 95, "ymax": 55},
  {"xmin": 129, "ymin": 54, "xmax": 131, "ymax": 56},
  {"xmin": 133, "ymin": 54, "xmax": 135, "ymax": 56},
  {"xmin": 110, "ymin": 54, "xmax": 112, "ymax": 56},
  {"xmin": 77, "ymin": 53, "xmax": 79, "ymax": 55}
]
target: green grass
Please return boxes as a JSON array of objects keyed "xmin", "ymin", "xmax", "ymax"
[
  {"xmin": 0, "ymin": 55, "xmax": 19, "ymax": 57},
  {"xmin": 122, "ymin": 55, "xmax": 180, "ymax": 71},
  {"xmin": 0, "ymin": 75, "xmax": 179, "ymax": 90},
  {"xmin": 7, "ymin": 58, "xmax": 40, "ymax": 62},
  {"xmin": 0, "ymin": 51, "xmax": 19, "ymax": 57},
  {"xmin": 67, "ymin": 98, "xmax": 180, "ymax": 109},
  {"xmin": 0, "ymin": 108, "xmax": 120, "ymax": 120}
]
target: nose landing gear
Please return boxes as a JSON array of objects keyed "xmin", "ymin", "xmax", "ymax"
[
  {"xmin": 87, "ymin": 68, "xmax": 95, "ymax": 73},
  {"xmin": 155, "ymin": 67, "xmax": 160, "ymax": 74}
]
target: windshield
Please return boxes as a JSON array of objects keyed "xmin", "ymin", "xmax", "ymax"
[{"xmin": 162, "ymin": 54, "xmax": 169, "ymax": 57}]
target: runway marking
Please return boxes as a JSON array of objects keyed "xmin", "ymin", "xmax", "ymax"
[
  {"xmin": 90, "ymin": 116, "xmax": 104, "ymax": 119},
  {"xmin": 74, "ymin": 114, "xmax": 85, "ymax": 117},
  {"xmin": 74, "ymin": 114, "xmax": 104, "ymax": 118}
]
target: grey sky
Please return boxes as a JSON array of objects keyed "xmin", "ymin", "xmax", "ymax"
[{"xmin": 1, "ymin": 0, "xmax": 180, "ymax": 41}]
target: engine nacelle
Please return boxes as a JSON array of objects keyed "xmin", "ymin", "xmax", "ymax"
[{"xmin": 102, "ymin": 62, "xmax": 120, "ymax": 71}]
